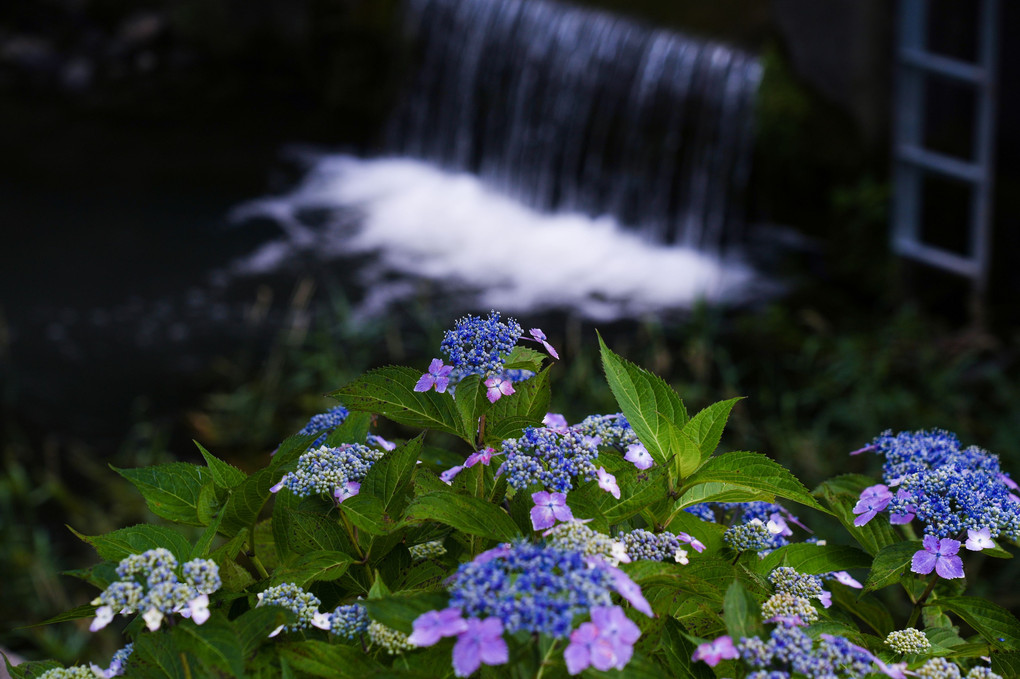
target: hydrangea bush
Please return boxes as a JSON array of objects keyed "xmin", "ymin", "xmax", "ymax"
[{"xmin": 7, "ymin": 311, "xmax": 1020, "ymax": 678}]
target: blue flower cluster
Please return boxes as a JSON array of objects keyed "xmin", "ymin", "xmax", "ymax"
[
  {"xmin": 256, "ymin": 582, "xmax": 326, "ymax": 634},
  {"xmin": 571, "ymin": 414, "xmax": 639, "ymax": 449},
  {"xmin": 860, "ymin": 429, "xmax": 1020, "ymax": 540},
  {"xmin": 440, "ymin": 311, "xmax": 523, "ymax": 377},
  {"xmin": 691, "ymin": 501, "xmax": 798, "ymax": 553},
  {"xmin": 500, "ymin": 426, "xmax": 600, "ymax": 492},
  {"xmin": 90, "ymin": 549, "xmax": 220, "ymax": 632},
  {"xmin": 739, "ymin": 627, "xmax": 875, "ymax": 678},
  {"xmin": 619, "ymin": 529, "xmax": 681, "ymax": 561},
  {"xmin": 448, "ymin": 543, "xmax": 614, "ymax": 638},
  {"xmin": 298, "ymin": 404, "xmax": 350, "ymax": 447},
  {"xmin": 330, "ymin": 603, "xmax": 370, "ymax": 639},
  {"xmin": 273, "ymin": 443, "xmax": 384, "ymax": 497}
]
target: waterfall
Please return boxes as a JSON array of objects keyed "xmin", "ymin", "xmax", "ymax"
[{"xmin": 385, "ymin": 0, "xmax": 762, "ymax": 250}]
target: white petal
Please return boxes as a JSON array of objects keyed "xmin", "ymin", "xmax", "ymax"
[
  {"xmin": 90, "ymin": 605, "xmax": 114, "ymax": 632},
  {"xmin": 143, "ymin": 607, "xmax": 164, "ymax": 631},
  {"xmin": 311, "ymin": 612, "xmax": 332, "ymax": 630}
]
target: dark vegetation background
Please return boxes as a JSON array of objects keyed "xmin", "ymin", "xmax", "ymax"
[{"xmin": 2, "ymin": 0, "xmax": 1019, "ymax": 665}]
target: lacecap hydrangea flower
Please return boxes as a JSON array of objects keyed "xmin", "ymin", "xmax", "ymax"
[
  {"xmin": 256, "ymin": 582, "xmax": 331, "ymax": 636},
  {"xmin": 500, "ymin": 426, "xmax": 600, "ymax": 494},
  {"xmin": 410, "ymin": 542, "xmax": 652, "ymax": 677},
  {"xmin": 270, "ymin": 442, "xmax": 385, "ymax": 503},
  {"xmin": 90, "ymin": 549, "xmax": 220, "ymax": 633}
]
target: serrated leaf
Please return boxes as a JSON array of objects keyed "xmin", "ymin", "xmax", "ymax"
[
  {"xmin": 599, "ymin": 334, "xmax": 688, "ymax": 469},
  {"xmin": 272, "ymin": 508, "xmax": 353, "ymax": 557},
  {"xmin": 933, "ymin": 596, "xmax": 1020, "ymax": 651},
  {"xmin": 323, "ymin": 411, "xmax": 372, "ymax": 448},
  {"xmin": 195, "ymin": 442, "xmax": 247, "ymax": 489},
  {"xmin": 863, "ymin": 541, "xmax": 921, "ymax": 593},
  {"xmin": 340, "ymin": 493, "xmax": 392, "ymax": 536},
  {"xmin": 269, "ymin": 432, "xmax": 329, "ymax": 474},
  {"xmin": 723, "ymin": 580, "xmax": 762, "ymax": 641},
  {"xmin": 679, "ymin": 451, "xmax": 827, "ymax": 513},
  {"xmin": 487, "ymin": 366, "xmax": 551, "ymax": 424},
  {"xmin": 831, "ymin": 586, "xmax": 894, "ymax": 636},
  {"xmin": 331, "ymin": 366, "xmax": 467, "ymax": 441},
  {"xmin": 133, "ymin": 633, "xmax": 188, "ymax": 679},
  {"xmin": 485, "ymin": 416, "xmax": 538, "ymax": 446},
  {"xmin": 235, "ymin": 607, "xmax": 293, "ymax": 656},
  {"xmin": 992, "ymin": 651, "xmax": 1020, "ymax": 678},
  {"xmin": 660, "ymin": 618, "xmax": 715, "ymax": 678},
  {"xmin": 70, "ymin": 524, "xmax": 192, "ymax": 563},
  {"xmin": 504, "ymin": 345, "xmax": 547, "ymax": 371},
  {"xmin": 24, "ymin": 603, "xmax": 98, "ymax": 628},
  {"xmin": 279, "ymin": 641, "xmax": 384, "ymax": 678},
  {"xmin": 453, "ymin": 374, "xmax": 488, "ymax": 442},
  {"xmin": 271, "ymin": 550, "xmax": 353, "ymax": 587},
  {"xmin": 757, "ymin": 543, "xmax": 872, "ymax": 575},
  {"xmin": 4, "ymin": 659, "xmax": 62, "ymax": 679},
  {"xmin": 406, "ymin": 491, "xmax": 521, "ymax": 542},
  {"xmin": 672, "ymin": 481, "xmax": 772, "ymax": 513},
  {"xmin": 114, "ymin": 462, "xmax": 212, "ymax": 525},
  {"xmin": 219, "ymin": 468, "xmax": 275, "ymax": 536},
  {"xmin": 603, "ymin": 466, "xmax": 670, "ymax": 524},
  {"xmin": 190, "ymin": 510, "xmax": 225, "ymax": 560},
  {"xmin": 362, "ymin": 592, "xmax": 449, "ymax": 634},
  {"xmin": 171, "ymin": 616, "xmax": 244, "ymax": 679},
  {"xmin": 361, "ymin": 435, "xmax": 423, "ymax": 517},
  {"xmin": 684, "ymin": 397, "xmax": 744, "ymax": 466}
]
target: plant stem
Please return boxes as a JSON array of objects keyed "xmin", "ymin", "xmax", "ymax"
[
  {"xmin": 478, "ymin": 414, "xmax": 486, "ymax": 448},
  {"xmin": 535, "ymin": 639, "xmax": 560, "ymax": 679},
  {"xmin": 907, "ymin": 575, "xmax": 939, "ymax": 628}
]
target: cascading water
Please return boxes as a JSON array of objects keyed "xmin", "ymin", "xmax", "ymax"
[
  {"xmin": 229, "ymin": 0, "xmax": 767, "ymax": 320},
  {"xmin": 386, "ymin": 0, "xmax": 762, "ymax": 249}
]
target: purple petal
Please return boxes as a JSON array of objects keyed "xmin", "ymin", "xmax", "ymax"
[
  {"xmin": 440, "ymin": 465, "xmax": 464, "ymax": 485},
  {"xmin": 452, "ymin": 635, "xmax": 481, "ymax": 678},
  {"xmin": 922, "ymin": 534, "xmax": 940, "ymax": 552},
  {"xmin": 609, "ymin": 567, "xmax": 653, "ymax": 617},
  {"xmin": 407, "ymin": 608, "xmax": 467, "ymax": 647},
  {"xmin": 551, "ymin": 501, "xmax": 575, "ymax": 523},
  {"xmin": 597, "ymin": 468, "xmax": 621, "ymax": 499},
  {"xmin": 624, "ymin": 443, "xmax": 654, "ymax": 470},
  {"xmin": 532, "ymin": 491, "xmax": 551, "ymax": 505},
  {"xmin": 693, "ymin": 636, "xmax": 737, "ymax": 667},
  {"xmin": 498, "ymin": 379, "xmax": 515, "ymax": 397},
  {"xmin": 335, "ymin": 482, "xmax": 360, "ymax": 503},
  {"xmin": 530, "ymin": 504, "xmax": 555, "ymax": 531},
  {"xmin": 564, "ymin": 638, "xmax": 592, "ymax": 675},
  {"xmin": 832, "ymin": 571, "xmax": 863, "ymax": 588},
  {"xmin": 543, "ymin": 413, "xmax": 569, "ymax": 432},
  {"xmin": 853, "ymin": 509, "xmax": 878, "ymax": 527},
  {"xmin": 935, "ymin": 554, "xmax": 965, "ymax": 579},
  {"xmin": 849, "ymin": 444, "xmax": 877, "ymax": 456},
  {"xmin": 889, "ymin": 511, "xmax": 914, "ymax": 525},
  {"xmin": 1000, "ymin": 473, "xmax": 1019, "ymax": 491},
  {"xmin": 433, "ymin": 375, "xmax": 450, "ymax": 393},
  {"xmin": 269, "ymin": 480, "xmax": 285, "ymax": 494},
  {"xmin": 937, "ymin": 538, "xmax": 961, "ymax": 557},
  {"xmin": 911, "ymin": 549, "xmax": 937, "ymax": 575},
  {"xmin": 816, "ymin": 591, "xmax": 832, "ymax": 608},
  {"xmin": 414, "ymin": 373, "xmax": 436, "ymax": 393}
]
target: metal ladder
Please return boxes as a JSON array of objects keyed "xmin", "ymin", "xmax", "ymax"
[{"xmin": 891, "ymin": 0, "xmax": 1000, "ymax": 296}]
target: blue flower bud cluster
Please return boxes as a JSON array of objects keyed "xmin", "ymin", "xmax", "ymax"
[
  {"xmin": 545, "ymin": 520, "xmax": 620, "ymax": 560},
  {"xmin": 885, "ymin": 628, "xmax": 931, "ymax": 654},
  {"xmin": 760, "ymin": 592, "xmax": 818, "ymax": 625},
  {"xmin": 768, "ymin": 567, "xmax": 823, "ymax": 600},
  {"xmin": 738, "ymin": 626, "xmax": 875, "ymax": 678},
  {"xmin": 329, "ymin": 603, "xmax": 370, "ymax": 639},
  {"xmin": 571, "ymin": 414, "xmax": 639, "ymax": 449},
  {"xmin": 916, "ymin": 658, "xmax": 961, "ymax": 678},
  {"xmin": 92, "ymin": 549, "xmax": 220, "ymax": 622},
  {"xmin": 500, "ymin": 426, "xmax": 599, "ymax": 493},
  {"xmin": 440, "ymin": 311, "xmax": 523, "ymax": 377},
  {"xmin": 863, "ymin": 429, "xmax": 1020, "ymax": 540},
  {"xmin": 256, "ymin": 582, "xmax": 323, "ymax": 633},
  {"xmin": 448, "ymin": 543, "xmax": 614, "ymax": 638},
  {"xmin": 619, "ymin": 529, "xmax": 681, "ymax": 562},
  {"xmin": 275, "ymin": 443, "xmax": 384, "ymax": 497},
  {"xmin": 408, "ymin": 540, "xmax": 448, "ymax": 561},
  {"xmin": 368, "ymin": 621, "xmax": 413, "ymax": 654},
  {"xmin": 967, "ymin": 668, "xmax": 1004, "ymax": 679},
  {"xmin": 724, "ymin": 521, "xmax": 779, "ymax": 553},
  {"xmin": 38, "ymin": 668, "xmax": 102, "ymax": 679},
  {"xmin": 298, "ymin": 404, "xmax": 350, "ymax": 448}
]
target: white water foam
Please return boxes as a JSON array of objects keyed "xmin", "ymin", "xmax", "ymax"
[{"xmin": 229, "ymin": 154, "xmax": 759, "ymax": 321}]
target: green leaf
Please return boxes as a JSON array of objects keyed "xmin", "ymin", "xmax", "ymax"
[
  {"xmin": 454, "ymin": 374, "xmax": 488, "ymax": 442},
  {"xmin": 933, "ymin": 596, "xmax": 1020, "ymax": 651},
  {"xmin": 361, "ymin": 434, "xmax": 423, "ymax": 517},
  {"xmin": 863, "ymin": 541, "xmax": 921, "ymax": 593},
  {"xmin": 485, "ymin": 416, "xmax": 539, "ymax": 446},
  {"xmin": 4, "ymin": 659, "xmax": 62, "ymax": 679},
  {"xmin": 340, "ymin": 493, "xmax": 393, "ymax": 536},
  {"xmin": 324, "ymin": 411, "xmax": 372, "ymax": 448},
  {"xmin": 679, "ymin": 451, "xmax": 827, "ymax": 513},
  {"xmin": 757, "ymin": 543, "xmax": 872, "ymax": 575},
  {"xmin": 278, "ymin": 642, "xmax": 384, "ymax": 678},
  {"xmin": 603, "ymin": 466, "xmax": 670, "ymax": 525},
  {"xmin": 331, "ymin": 366, "xmax": 466, "ymax": 440},
  {"xmin": 133, "ymin": 632, "xmax": 189, "ymax": 679},
  {"xmin": 598, "ymin": 333, "xmax": 688, "ymax": 469},
  {"xmin": 504, "ymin": 345, "xmax": 547, "ymax": 371},
  {"xmin": 660, "ymin": 618, "xmax": 715, "ymax": 679},
  {"xmin": 190, "ymin": 510, "xmax": 225, "ymax": 560},
  {"xmin": 271, "ymin": 550, "xmax": 353, "ymax": 587},
  {"xmin": 170, "ymin": 615, "xmax": 244, "ymax": 679},
  {"xmin": 362, "ymin": 592, "xmax": 449, "ymax": 634},
  {"xmin": 272, "ymin": 508, "xmax": 353, "ymax": 557},
  {"xmin": 672, "ymin": 481, "xmax": 772, "ymax": 512},
  {"xmin": 406, "ymin": 491, "xmax": 521, "ymax": 542},
  {"xmin": 683, "ymin": 397, "xmax": 744, "ymax": 466},
  {"xmin": 195, "ymin": 442, "xmax": 247, "ymax": 489},
  {"xmin": 831, "ymin": 586, "xmax": 894, "ymax": 636},
  {"xmin": 813, "ymin": 475, "xmax": 900, "ymax": 556},
  {"xmin": 24, "ymin": 603, "xmax": 97, "ymax": 628},
  {"xmin": 114, "ymin": 462, "xmax": 213, "ymax": 525},
  {"xmin": 488, "ymin": 366, "xmax": 551, "ymax": 424},
  {"xmin": 992, "ymin": 651, "xmax": 1020, "ymax": 678},
  {"xmin": 69, "ymin": 523, "xmax": 192, "ymax": 563},
  {"xmin": 219, "ymin": 468, "xmax": 275, "ymax": 537},
  {"xmin": 723, "ymin": 580, "xmax": 763, "ymax": 641},
  {"xmin": 235, "ymin": 607, "xmax": 293, "ymax": 656}
]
